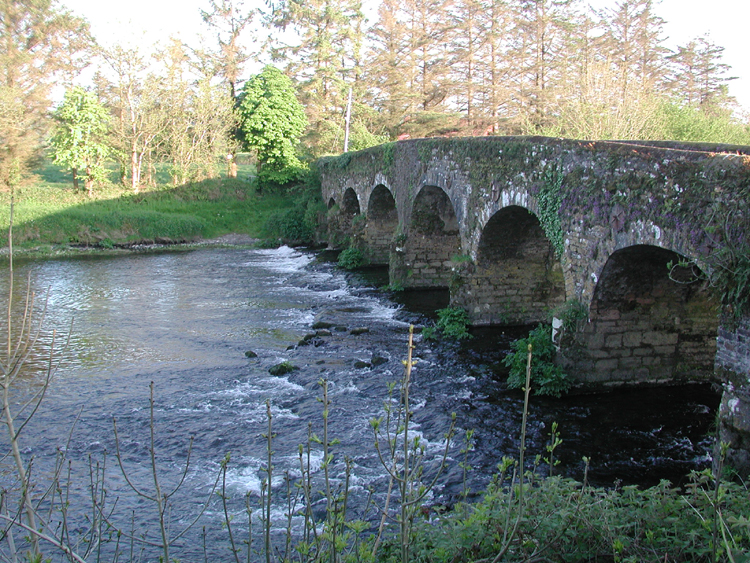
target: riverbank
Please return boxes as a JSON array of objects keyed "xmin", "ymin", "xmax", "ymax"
[
  {"xmin": 0, "ymin": 231, "xmax": 266, "ymax": 262},
  {"xmin": 0, "ymin": 162, "xmax": 323, "ymax": 259}
]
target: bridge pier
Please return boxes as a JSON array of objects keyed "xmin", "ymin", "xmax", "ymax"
[{"xmin": 715, "ymin": 317, "xmax": 750, "ymax": 478}]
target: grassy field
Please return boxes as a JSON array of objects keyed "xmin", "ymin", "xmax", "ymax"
[{"xmin": 0, "ymin": 160, "xmax": 302, "ymax": 256}]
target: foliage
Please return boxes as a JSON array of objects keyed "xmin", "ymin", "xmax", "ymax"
[
  {"xmin": 659, "ymin": 101, "xmax": 750, "ymax": 145},
  {"xmin": 157, "ymin": 40, "xmax": 237, "ymax": 187},
  {"xmin": 256, "ymin": 161, "xmax": 307, "ymax": 192},
  {"xmin": 424, "ymin": 307, "xmax": 473, "ymax": 341},
  {"xmin": 261, "ymin": 181, "xmax": 324, "ymax": 245},
  {"xmin": 504, "ymin": 324, "xmax": 572, "ymax": 397},
  {"xmin": 538, "ymin": 163, "xmax": 565, "ymax": 257},
  {"xmin": 403, "ymin": 469, "xmax": 750, "ymax": 563},
  {"xmin": 716, "ymin": 253, "xmax": 750, "ymax": 320},
  {"xmin": 239, "ymin": 65, "xmax": 307, "ymax": 177},
  {"xmin": 50, "ymin": 86, "xmax": 110, "ymax": 194},
  {"xmin": 0, "ymin": 0, "xmax": 91, "ymax": 189},
  {"xmin": 337, "ymin": 246, "xmax": 365, "ymax": 269},
  {"xmin": 552, "ymin": 298, "xmax": 589, "ymax": 333}
]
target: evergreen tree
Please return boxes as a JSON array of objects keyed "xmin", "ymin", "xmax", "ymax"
[
  {"xmin": 514, "ymin": 0, "xmax": 577, "ymax": 131},
  {"xmin": 267, "ymin": 0, "xmax": 364, "ymax": 154},
  {"xmin": 599, "ymin": 0, "xmax": 668, "ymax": 104},
  {"xmin": 667, "ymin": 35, "xmax": 736, "ymax": 112}
]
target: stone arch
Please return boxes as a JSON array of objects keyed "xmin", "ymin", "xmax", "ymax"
[
  {"xmin": 398, "ymin": 185, "xmax": 461, "ymax": 288},
  {"xmin": 570, "ymin": 245, "xmax": 720, "ymax": 385},
  {"xmin": 326, "ymin": 188, "xmax": 361, "ymax": 249},
  {"xmin": 463, "ymin": 205, "xmax": 565, "ymax": 325},
  {"xmin": 365, "ymin": 184, "xmax": 398, "ymax": 264},
  {"xmin": 342, "ymin": 188, "xmax": 360, "ymax": 216}
]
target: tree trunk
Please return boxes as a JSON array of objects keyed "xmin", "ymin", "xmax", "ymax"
[
  {"xmin": 72, "ymin": 167, "xmax": 79, "ymax": 191},
  {"xmin": 85, "ymin": 166, "xmax": 93, "ymax": 197},
  {"xmin": 131, "ymin": 147, "xmax": 140, "ymax": 193}
]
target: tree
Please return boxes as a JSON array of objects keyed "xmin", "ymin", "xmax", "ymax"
[
  {"xmin": 667, "ymin": 35, "xmax": 736, "ymax": 112},
  {"xmin": 598, "ymin": 0, "xmax": 668, "ymax": 104},
  {"xmin": 514, "ymin": 0, "xmax": 577, "ymax": 130},
  {"xmin": 0, "ymin": 0, "xmax": 91, "ymax": 190},
  {"xmin": 266, "ymin": 0, "xmax": 365, "ymax": 154},
  {"xmin": 157, "ymin": 39, "xmax": 236, "ymax": 185},
  {"xmin": 238, "ymin": 65, "xmax": 307, "ymax": 185},
  {"xmin": 200, "ymin": 0, "xmax": 255, "ymax": 99},
  {"xmin": 50, "ymin": 87, "xmax": 110, "ymax": 195},
  {"xmin": 97, "ymin": 45, "xmax": 167, "ymax": 192}
]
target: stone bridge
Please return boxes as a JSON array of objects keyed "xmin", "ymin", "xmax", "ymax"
[{"xmin": 319, "ymin": 136, "xmax": 750, "ymax": 474}]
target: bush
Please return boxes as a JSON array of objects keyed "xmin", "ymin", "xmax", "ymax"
[
  {"xmin": 503, "ymin": 324, "xmax": 572, "ymax": 397},
  {"xmin": 406, "ymin": 470, "xmax": 750, "ymax": 563},
  {"xmin": 424, "ymin": 307, "xmax": 473, "ymax": 341},
  {"xmin": 337, "ymin": 246, "xmax": 365, "ymax": 269},
  {"xmin": 261, "ymin": 181, "xmax": 325, "ymax": 245}
]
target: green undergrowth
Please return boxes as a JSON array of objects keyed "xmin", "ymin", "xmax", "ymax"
[
  {"xmin": 504, "ymin": 324, "xmax": 572, "ymax": 397},
  {"xmin": 0, "ymin": 163, "xmax": 299, "ymax": 252},
  {"xmin": 397, "ymin": 468, "xmax": 750, "ymax": 563},
  {"xmin": 423, "ymin": 306, "xmax": 473, "ymax": 341},
  {"xmin": 337, "ymin": 246, "xmax": 366, "ymax": 269}
]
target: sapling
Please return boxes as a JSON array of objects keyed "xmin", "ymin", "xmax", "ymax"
[
  {"xmin": 370, "ymin": 325, "xmax": 457, "ymax": 563},
  {"xmin": 110, "ymin": 381, "xmax": 221, "ymax": 562}
]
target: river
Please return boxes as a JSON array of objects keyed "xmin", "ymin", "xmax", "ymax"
[{"xmin": 0, "ymin": 246, "xmax": 719, "ymax": 561}]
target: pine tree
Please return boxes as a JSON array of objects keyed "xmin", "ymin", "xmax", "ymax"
[
  {"xmin": 267, "ymin": 0, "xmax": 364, "ymax": 154},
  {"xmin": 667, "ymin": 35, "xmax": 737, "ymax": 111}
]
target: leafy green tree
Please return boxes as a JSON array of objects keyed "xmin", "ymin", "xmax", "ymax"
[
  {"xmin": 50, "ymin": 86, "xmax": 110, "ymax": 195},
  {"xmin": 238, "ymin": 65, "xmax": 307, "ymax": 186},
  {"xmin": 0, "ymin": 0, "xmax": 91, "ymax": 190}
]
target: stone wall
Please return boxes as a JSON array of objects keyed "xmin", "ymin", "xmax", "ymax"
[
  {"xmin": 716, "ymin": 317, "xmax": 750, "ymax": 477},
  {"xmin": 566, "ymin": 245, "xmax": 720, "ymax": 385}
]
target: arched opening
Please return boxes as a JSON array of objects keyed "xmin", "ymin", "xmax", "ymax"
[
  {"xmin": 326, "ymin": 188, "xmax": 361, "ymax": 249},
  {"xmin": 471, "ymin": 206, "xmax": 565, "ymax": 325},
  {"xmin": 574, "ymin": 245, "xmax": 719, "ymax": 384},
  {"xmin": 365, "ymin": 185, "xmax": 398, "ymax": 264},
  {"xmin": 342, "ymin": 188, "xmax": 360, "ymax": 216},
  {"xmin": 402, "ymin": 185, "xmax": 460, "ymax": 288}
]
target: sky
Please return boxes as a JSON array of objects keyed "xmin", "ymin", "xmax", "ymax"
[{"xmin": 61, "ymin": 0, "xmax": 750, "ymax": 113}]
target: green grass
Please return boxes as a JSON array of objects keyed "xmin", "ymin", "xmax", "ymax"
[{"xmin": 1, "ymin": 160, "xmax": 296, "ymax": 252}]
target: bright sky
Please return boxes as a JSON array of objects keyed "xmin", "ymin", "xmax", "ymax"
[{"xmin": 61, "ymin": 0, "xmax": 750, "ymax": 113}]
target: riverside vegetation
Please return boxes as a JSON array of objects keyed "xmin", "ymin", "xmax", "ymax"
[
  {"xmin": 0, "ymin": 159, "xmax": 327, "ymax": 256},
  {"xmin": 2, "ymin": 202, "xmax": 750, "ymax": 561}
]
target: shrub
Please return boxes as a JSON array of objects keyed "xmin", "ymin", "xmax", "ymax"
[
  {"xmin": 337, "ymin": 246, "xmax": 365, "ymax": 269},
  {"xmin": 503, "ymin": 324, "xmax": 572, "ymax": 397},
  {"xmin": 261, "ymin": 183, "xmax": 324, "ymax": 245},
  {"xmin": 424, "ymin": 306, "xmax": 473, "ymax": 341}
]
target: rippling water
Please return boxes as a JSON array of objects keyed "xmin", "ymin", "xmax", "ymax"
[{"xmin": 0, "ymin": 247, "xmax": 719, "ymax": 561}]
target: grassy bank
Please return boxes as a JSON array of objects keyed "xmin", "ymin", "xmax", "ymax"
[{"xmin": 0, "ymin": 160, "xmax": 309, "ymax": 256}]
